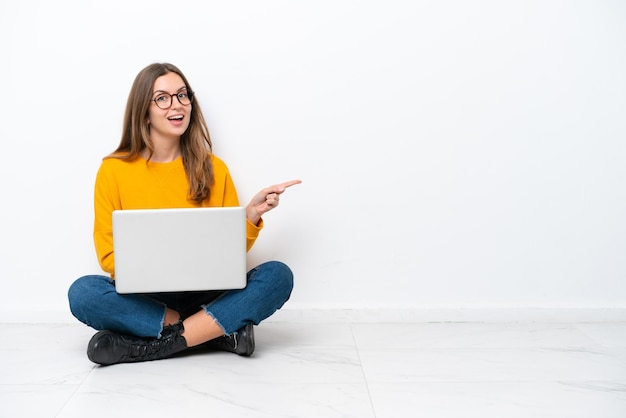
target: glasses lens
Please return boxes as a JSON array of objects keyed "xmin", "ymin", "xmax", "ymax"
[
  {"xmin": 153, "ymin": 93, "xmax": 172, "ymax": 109},
  {"xmin": 177, "ymin": 91, "xmax": 192, "ymax": 106}
]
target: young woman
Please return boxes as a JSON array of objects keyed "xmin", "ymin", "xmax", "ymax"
[{"xmin": 68, "ymin": 63, "xmax": 300, "ymax": 366}]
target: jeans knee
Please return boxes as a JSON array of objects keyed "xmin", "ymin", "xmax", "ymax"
[
  {"xmin": 68, "ymin": 275, "xmax": 110, "ymax": 321},
  {"xmin": 68, "ymin": 276, "xmax": 89, "ymax": 318},
  {"xmin": 267, "ymin": 260, "xmax": 294, "ymax": 299}
]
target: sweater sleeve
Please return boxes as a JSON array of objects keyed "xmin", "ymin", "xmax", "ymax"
[
  {"xmin": 93, "ymin": 161, "xmax": 120, "ymax": 276},
  {"xmin": 218, "ymin": 160, "xmax": 263, "ymax": 251}
]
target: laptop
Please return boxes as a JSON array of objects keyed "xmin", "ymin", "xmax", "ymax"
[{"xmin": 112, "ymin": 206, "xmax": 247, "ymax": 294}]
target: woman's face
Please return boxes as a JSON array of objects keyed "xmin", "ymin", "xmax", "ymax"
[{"xmin": 147, "ymin": 72, "xmax": 192, "ymax": 141}]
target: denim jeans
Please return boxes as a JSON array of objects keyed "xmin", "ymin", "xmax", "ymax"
[{"xmin": 68, "ymin": 261, "xmax": 293, "ymax": 338}]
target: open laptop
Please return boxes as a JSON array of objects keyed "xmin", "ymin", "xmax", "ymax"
[{"xmin": 112, "ymin": 207, "xmax": 247, "ymax": 294}]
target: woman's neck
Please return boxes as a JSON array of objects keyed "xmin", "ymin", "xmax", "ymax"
[{"xmin": 142, "ymin": 139, "xmax": 181, "ymax": 163}]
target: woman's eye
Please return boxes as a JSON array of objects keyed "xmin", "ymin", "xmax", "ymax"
[{"xmin": 155, "ymin": 95, "xmax": 168, "ymax": 102}]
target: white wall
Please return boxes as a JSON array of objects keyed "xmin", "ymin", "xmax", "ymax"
[{"xmin": 1, "ymin": 0, "xmax": 625, "ymax": 322}]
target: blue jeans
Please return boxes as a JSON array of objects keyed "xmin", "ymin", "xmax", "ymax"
[{"xmin": 68, "ymin": 261, "xmax": 293, "ymax": 338}]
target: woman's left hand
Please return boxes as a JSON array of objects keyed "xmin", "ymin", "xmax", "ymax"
[{"xmin": 246, "ymin": 179, "xmax": 302, "ymax": 225}]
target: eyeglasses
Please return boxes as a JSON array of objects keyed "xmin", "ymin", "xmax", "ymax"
[{"xmin": 151, "ymin": 90, "xmax": 194, "ymax": 109}]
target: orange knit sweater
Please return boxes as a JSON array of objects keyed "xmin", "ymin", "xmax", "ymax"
[{"xmin": 93, "ymin": 154, "xmax": 262, "ymax": 276}]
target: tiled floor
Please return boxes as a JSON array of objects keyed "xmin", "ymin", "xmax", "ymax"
[{"xmin": 1, "ymin": 321, "xmax": 626, "ymax": 417}]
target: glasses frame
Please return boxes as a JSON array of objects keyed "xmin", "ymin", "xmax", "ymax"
[{"xmin": 151, "ymin": 90, "xmax": 194, "ymax": 109}]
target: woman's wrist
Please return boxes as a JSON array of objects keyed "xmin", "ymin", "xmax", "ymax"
[{"xmin": 246, "ymin": 205, "xmax": 261, "ymax": 226}]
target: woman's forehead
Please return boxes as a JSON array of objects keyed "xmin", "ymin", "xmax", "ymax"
[{"xmin": 153, "ymin": 72, "xmax": 186, "ymax": 92}]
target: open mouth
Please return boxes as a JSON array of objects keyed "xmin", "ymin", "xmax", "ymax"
[{"xmin": 168, "ymin": 115, "xmax": 184, "ymax": 121}]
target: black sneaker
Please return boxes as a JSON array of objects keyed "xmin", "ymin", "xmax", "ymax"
[
  {"xmin": 198, "ymin": 324, "xmax": 255, "ymax": 357},
  {"xmin": 87, "ymin": 322, "xmax": 188, "ymax": 365}
]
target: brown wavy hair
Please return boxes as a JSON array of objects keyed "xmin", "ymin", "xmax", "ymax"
[{"xmin": 107, "ymin": 63, "xmax": 214, "ymax": 204}]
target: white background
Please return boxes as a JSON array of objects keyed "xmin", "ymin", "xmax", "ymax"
[{"xmin": 1, "ymin": 0, "xmax": 625, "ymax": 322}]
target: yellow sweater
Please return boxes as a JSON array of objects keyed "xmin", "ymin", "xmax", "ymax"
[{"xmin": 93, "ymin": 154, "xmax": 262, "ymax": 276}]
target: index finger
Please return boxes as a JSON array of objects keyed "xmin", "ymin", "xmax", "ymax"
[
  {"xmin": 279, "ymin": 179, "xmax": 302, "ymax": 189},
  {"xmin": 273, "ymin": 179, "xmax": 302, "ymax": 193}
]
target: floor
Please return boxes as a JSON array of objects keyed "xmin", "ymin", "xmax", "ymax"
[{"xmin": 1, "ymin": 321, "xmax": 626, "ymax": 417}]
